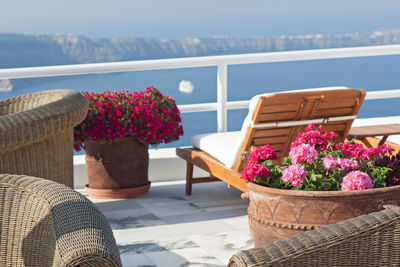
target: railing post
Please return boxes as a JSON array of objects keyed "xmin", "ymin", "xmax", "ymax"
[{"xmin": 217, "ymin": 64, "xmax": 228, "ymax": 132}]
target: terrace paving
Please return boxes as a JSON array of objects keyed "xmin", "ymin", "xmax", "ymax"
[{"xmin": 78, "ymin": 180, "xmax": 253, "ymax": 267}]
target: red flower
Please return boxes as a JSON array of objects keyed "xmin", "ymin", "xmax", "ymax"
[
  {"xmin": 73, "ymin": 87, "xmax": 184, "ymax": 151},
  {"xmin": 291, "ymin": 124, "xmax": 338, "ymax": 151},
  {"xmin": 248, "ymin": 144, "xmax": 278, "ymax": 164},
  {"xmin": 240, "ymin": 163, "xmax": 269, "ymax": 182}
]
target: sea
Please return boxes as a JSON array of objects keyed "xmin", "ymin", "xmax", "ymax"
[{"xmin": 1, "ymin": 55, "xmax": 400, "ymax": 153}]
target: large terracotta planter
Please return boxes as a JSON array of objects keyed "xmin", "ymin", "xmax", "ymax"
[
  {"xmin": 84, "ymin": 137, "xmax": 151, "ymax": 199},
  {"xmin": 246, "ymin": 181, "xmax": 400, "ymax": 247}
]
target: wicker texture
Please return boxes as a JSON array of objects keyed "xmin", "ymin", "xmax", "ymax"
[
  {"xmin": 229, "ymin": 207, "xmax": 400, "ymax": 266},
  {"xmin": 0, "ymin": 174, "xmax": 122, "ymax": 267},
  {"xmin": 0, "ymin": 89, "xmax": 88, "ymax": 187}
]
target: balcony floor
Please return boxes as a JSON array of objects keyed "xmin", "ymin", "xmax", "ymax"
[{"xmin": 77, "ymin": 180, "xmax": 253, "ymax": 267}]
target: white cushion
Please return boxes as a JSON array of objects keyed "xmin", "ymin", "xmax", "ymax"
[
  {"xmin": 191, "ymin": 86, "xmax": 350, "ymax": 168},
  {"xmin": 191, "ymin": 131, "xmax": 241, "ymax": 168}
]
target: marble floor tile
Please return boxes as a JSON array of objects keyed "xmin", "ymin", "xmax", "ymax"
[
  {"xmin": 100, "ymin": 205, "xmax": 153, "ymax": 219},
  {"xmin": 143, "ymin": 201, "xmax": 203, "ymax": 217},
  {"xmin": 134, "ymin": 189, "xmax": 187, "ymax": 205},
  {"xmin": 179, "ymin": 188, "xmax": 244, "ymax": 203},
  {"xmin": 108, "ymin": 213, "xmax": 165, "ymax": 230},
  {"xmin": 84, "ymin": 181, "xmax": 253, "ymax": 266},
  {"xmin": 224, "ymin": 215, "xmax": 251, "ymax": 232},
  {"xmin": 119, "ymin": 238, "xmax": 199, "ymax": 255},
  {"xmin": 190, "ymin": 230, "xmax": 254, "ymax": 264},
  {"xmin": 158, "ymin": 207, "xmax": 248, "ymax": 224},
  {"xmin": 120, "ymin": 253, "xmax": 156, "ymax": 267},
  {"xmin": 113, "ymin": 218, "xmax": 239, "ymax": 242},
  {"xmin": 202, "ymin": 203, "xmax": 248, "ymax": 212},
  {"xmin": 193, "ymin": 198, "xmax": 248, "ymax": 209},
  {"xmin": 144, "ymin": 248, "xmax": 225, "ymax": 267},
  {"xmin": 94, "ymin": 198, "xmax": 145, "ymax": 212}
]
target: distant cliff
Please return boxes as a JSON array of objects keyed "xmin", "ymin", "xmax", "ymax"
[{"xmin": 1, "ymin": 28, "xmax": 400, "ymax": 69}]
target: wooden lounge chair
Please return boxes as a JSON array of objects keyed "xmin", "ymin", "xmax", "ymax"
[
  {"xmin": 176, "ymin": 87, "xmax": 366, "ymax": 195},
  {"xmin": 228, "ymin": 205, "xmax": 400, "ymax": 266}
]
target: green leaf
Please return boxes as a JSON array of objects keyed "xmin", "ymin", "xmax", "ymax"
[
  {"xmin": 282, "ymin": 156, "xmax": 291, "ymax": 165},
  {"xmin": 367, "ymin": 166, "xmax": 391, "ymax": 188},
  {"xmin": 262, "ymin": 160, "xmax": 274, "ymax": 168}
]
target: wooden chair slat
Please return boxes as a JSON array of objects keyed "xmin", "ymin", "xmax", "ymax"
[
  {"xmin": 321, "ymin": 123, "xmax": 348, "ymax": 132},
  {"xmin": 251, "ymin": 143, "xmax": 286, "ymax": 151},
  {"xmin": 252, "ymin": 136, "xmax": 288, "ymax": 146},
  {"xmin": 258, "ymin": 112, "xmax": 299, "ymax": 122},
  {"xmin": 260, "ymin": 103, "xmax": 299, "ymax": 113},
  {"xmin": 318, "ymin": 99, "xmax": 359, "ymax": 109},
  {"xmin": 315, "ymin": 107, "xmax": 357, "ymax": 117},
  {"xmin": 253, "ymin": 128, "xmax": 291, "ymax": 138}
]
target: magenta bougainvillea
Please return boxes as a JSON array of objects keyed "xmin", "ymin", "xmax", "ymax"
[
  {"xmin": 74, "ymin": 87, "xmax": 183, "ymax": 151},
  {"xmin": 241, "ymin": 124, "xmax": 396, "ymax": 191}
]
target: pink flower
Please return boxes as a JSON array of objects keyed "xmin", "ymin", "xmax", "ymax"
[
  {"xmin": 240, "ymin": 164, "xmax": 269, "ymax": 182},
  {"xmin": 282, "ymin": 164, "xmax": 307, "ymax": 187},
  {"xmin": 337, "ymin": 158, "xmax": 358, "ymax": 171},
  {"xmin": 322, "ymin": 155, "xmax": 339, "ymax": 170},
  {"xmin": 341, "ymin": 171, "xmax": 374, "ymax": 191},
  {"xmin": 248, "ymin": 144, "xmax": 278, "ymax": 164},
  {"xmin": 289, "ymin": 143, "xmax": 318, "ymax": 164},
  {"xmin": 323, "ymin": 155, "xmax": 358, "ymax": 171}
]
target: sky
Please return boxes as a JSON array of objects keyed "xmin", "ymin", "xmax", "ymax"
[{"xmin": 1, "ymin": 0, "xmax": 400, "ymax": 39}]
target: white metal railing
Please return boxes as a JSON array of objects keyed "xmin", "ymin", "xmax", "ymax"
[
  {"xmin": 178, "ymin": 89, "xmax": 400, "ymax": 113},
  {"xmin": 1, "ymin": 44, "xmax": 400, "ymax": 132}
]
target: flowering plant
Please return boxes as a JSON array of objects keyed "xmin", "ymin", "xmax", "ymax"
[
  {"xmin": 74, "ymin": 86, "xmax": 183, "ymax": 151},
  {"xmin": 241, "ymin": 124, "xmax": 397, "ymax": 191}
]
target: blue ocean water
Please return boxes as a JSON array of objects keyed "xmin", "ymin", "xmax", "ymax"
[{"xmin": 1, "ymin": 55, "xmax": 400, "ymax": 152}]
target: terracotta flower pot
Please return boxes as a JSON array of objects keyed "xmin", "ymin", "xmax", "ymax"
[
  {"xmin": 245, "ymin": 181, "xmax": 400, "ymax": 247},
  {"xmin": 84, "ymin": 137, "xmax": 151, "ymax": 199}
]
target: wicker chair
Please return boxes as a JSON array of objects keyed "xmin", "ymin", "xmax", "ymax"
[
  {"xmin": 0, "ymin": 89, "xmax": 88, "ymax": 187},
  {"xmin": 0, "ymin": 174, "xmax": 122, "ymax": 267},
  {"xmin": 229, "ymin": 206, "xmax": 400, "ymax": 266}
]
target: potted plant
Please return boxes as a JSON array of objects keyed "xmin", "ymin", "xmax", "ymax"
[
  {"xmin": 240, "ymin": 124, "xmax": 400, "ymax": 247},
  {"xmin": 74, "ymin": 86, "xmax": 183, "ymax": 199}
]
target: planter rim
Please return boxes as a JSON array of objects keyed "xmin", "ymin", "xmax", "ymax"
[
  {"xmin": 246, "ymin": 181, "xmax": 400, "ymax": 198},
  {"xmin": 85, "ymin": 182, "xmax": 151, "ymax": 199}
]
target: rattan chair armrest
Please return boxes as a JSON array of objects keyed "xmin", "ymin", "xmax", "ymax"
[
  {"xmin": 229, "ymin": 207, "xmax": 400, "ymax": 266},
  {"xmin": 0, "ymin": 174, "xmax": 122, "ymax": 267},
  {"xmin": 0, "ymin": 89, "xmax": 87, "ymax": 152}
]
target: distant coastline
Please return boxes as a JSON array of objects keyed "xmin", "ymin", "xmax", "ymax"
[
  {"xmin": 1, "ymin": 28, "xmax": 400, "ymax": 70},
  {"xmin": 1, "ymin": 27, "xmax": 400, "ymax": 95}
]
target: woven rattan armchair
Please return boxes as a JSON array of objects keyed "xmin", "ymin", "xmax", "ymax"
[
  {"xmin": 0, "ymin": 174, "xmax": 121, "ymax": 267},
  {"xmin": 0, "ymin": 89, "xmax": 88, "ymax": 187},
  {"xmin": 229, "ymin": 206, "xmax": 400, "ymax": 266}
]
